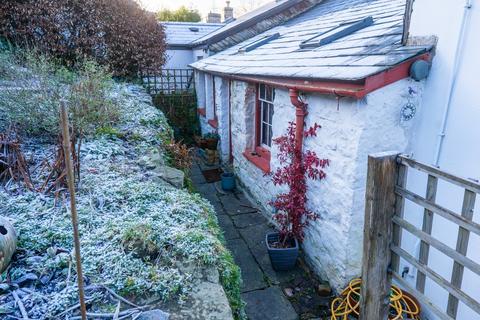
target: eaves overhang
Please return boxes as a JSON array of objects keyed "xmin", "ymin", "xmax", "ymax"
[{"xmin": 192, "ymin": 52, "xmax": 432, "ymax": 99}]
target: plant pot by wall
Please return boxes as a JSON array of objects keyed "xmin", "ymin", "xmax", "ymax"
[
  {"xmin": 266, "ymin": 232, "xmax": 299, "ymax": 271},
  {"xmin": 204, "ymin": 138, "xmax": 218, "ymax": 150},
  {"xmin": 221, "ymin": 172, "xmax": 236, "ymax": 191}
]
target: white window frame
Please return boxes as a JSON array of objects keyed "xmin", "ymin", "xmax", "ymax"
[{"xmin": 258, "ymin": 84, "xmax": 275, "ymax": 149}]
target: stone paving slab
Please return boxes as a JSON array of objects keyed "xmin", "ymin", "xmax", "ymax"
[
  {"xmin": 190, "ymin": 162, "xmax": 203, "ymax": 177},
  {"xmin": 226, "ymin": 238, "xmax": 267, "ymax": 293},
  {"xmin": 217, "ymin": 214, "xmax": 240, "ymax": 240},
  {"xmin": 194, "ymin": 183, "xmax": 219, "ymax": 204},
  {"xmin": 220, "ymin": 194, "xmax": 259, "ymax": 216},
  {"xmin": 242, "ymin": 286, "xmax": 298, "ymax": 320},
  {"xmin": 231, "ymin": 212, "xmax": 265, "ymax": 229},
  {"xmin": 190, "ymin": 171, "xmax": 207, "ymax": 185},
  {"xmin": 238, "ymin": 223, "xmax": 296, "ymax": 284}
]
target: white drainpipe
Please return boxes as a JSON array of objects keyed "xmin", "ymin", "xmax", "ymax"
[{"xmin": 433, "ymin": 0, "xmax": 473, "ymax": 166}]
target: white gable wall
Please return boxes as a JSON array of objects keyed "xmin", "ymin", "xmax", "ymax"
[
  {"xmin": 164, "ymin": 49, "xmax": 194, "ymax": 70},
  {"xmin": 396, "ymin": 1, "xmax": 480, "ymax": 319},
  {"xmin": 226, "ymin": 77, "xmax": 425, "ymax": 291}
]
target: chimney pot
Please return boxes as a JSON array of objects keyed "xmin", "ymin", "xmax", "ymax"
[{"xmin": 224, "ymin": 1, "xmax": 234, "ymax": 22}]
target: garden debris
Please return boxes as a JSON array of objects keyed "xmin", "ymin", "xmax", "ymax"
[
  {"xmin": 0, "ymin": 127, "xmax": 34, "ymax": 190},
  {"xmin": 284, "ymin": 287, "xmax": 295, "ymax": 298},
  {"xmin": 12, "ymin": 290, "xmax": 29, "ymax": 319},
  {"xmin": 37, "ymin": 129, "xmax": 81, "ymax": 195},
  {"xmin": 316, "ymin": 283, "xmax": 332, "ymax": 297}
]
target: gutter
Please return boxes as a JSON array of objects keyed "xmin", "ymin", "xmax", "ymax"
[{"xmin": 194, "ymin": 52, "xmax": 432, "ymax": 99}]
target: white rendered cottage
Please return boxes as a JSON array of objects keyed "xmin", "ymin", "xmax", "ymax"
[
  {"xmin": 191, "ymin": 0, "xmax": 434, "ymax": 291},
  {"xmin": 161, "ymin": 22, "xmax": 224, "ymax": 70}
]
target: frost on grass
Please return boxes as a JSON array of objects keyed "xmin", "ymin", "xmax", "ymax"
[{"xmin": 0, "ymin": 83, "xmax": 239, "ymax": 318}]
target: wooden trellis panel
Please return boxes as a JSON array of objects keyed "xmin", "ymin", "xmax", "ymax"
[
  {"xmin": 360, "ymin": 153, "xmax": 480, "ymax": 320},
  {"xmin": 140, "ymin": 69, "xmax": 195, "ymax": 95}
]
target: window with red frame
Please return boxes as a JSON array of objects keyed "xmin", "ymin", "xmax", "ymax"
[{"xmin": 257, "ymin": 84, "xmax": 275, "ymax": 148}]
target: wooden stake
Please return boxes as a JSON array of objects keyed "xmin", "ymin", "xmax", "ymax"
[{"xmin": 60, "ymin": 103, "xmax": 87, "ymax": 320}]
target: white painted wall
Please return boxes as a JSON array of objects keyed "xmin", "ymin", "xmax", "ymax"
[
  {"xmin": 215, "ymin": 77, "xmax": 230, "ymax": 162},
  {"xmin": 165, "ymin": 47, "xmax": 208, "ymax": 70},
  {"xmin": 228, "ymin": 78, "xmax": 425, "ymax": 291},
  {"xmin": 164, "ymin": 49, "xmax": 194, "ymax": 69},
  {"xmin": 398, "ymin": 1, "xmax": 480, "ymax": 319}
]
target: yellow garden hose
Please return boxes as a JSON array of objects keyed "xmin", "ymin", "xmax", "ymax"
[{"xmin": 330, "ymin": 278, "xmax": 421, "ymax": 320}]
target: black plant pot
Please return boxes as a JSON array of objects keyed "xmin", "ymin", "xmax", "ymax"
[{"xmin": 266, "ymin": 232, "xmax": 299, "ymax": 271}]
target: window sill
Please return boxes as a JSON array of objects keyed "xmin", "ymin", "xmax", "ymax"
[
  {"xmin": 243, "ymin": 147, "xmax": 271, "ymax": 173},
  {"xmin": 197, "ymin": 108, "xmax": 206, "ymax": 117},
  {"xmin": 208, "ymin": 118, "xmax": 218, "ymax": 129}
]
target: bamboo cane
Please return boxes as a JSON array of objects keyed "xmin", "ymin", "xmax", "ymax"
[{"xmin": 60, "ymin": 103, "xmax": 87, "ymax": 320}]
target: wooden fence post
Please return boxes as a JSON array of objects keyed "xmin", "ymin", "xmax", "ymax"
[{"xmin": 359, "ymin": 151, "xmax": 400, "ymax": 320}]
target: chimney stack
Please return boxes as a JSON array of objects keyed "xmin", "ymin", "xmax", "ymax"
[
  {"xmin": 207, "ymin": 12, "xmax": 222, "ymax": 23},
  {"xmin": 224, "ymin": 1, "xmax": 234, "ymax": 22}
]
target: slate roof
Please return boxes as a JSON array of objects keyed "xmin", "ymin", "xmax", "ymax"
[
  {"xmin": 191, "ymin": 0, "xmax": 432, "ymax": 81},
  {"xmin": 161, "ymin": 22, "xmax": 224, "ymax": 47}
]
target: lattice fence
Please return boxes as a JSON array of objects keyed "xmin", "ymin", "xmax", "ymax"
[
  {"xmin": 140, "ymin": 69, "xmax": 194, "ymax": 95},
  {"xmin": 360, "ymin": 152, "xmax": 480, "ymax": 320}
]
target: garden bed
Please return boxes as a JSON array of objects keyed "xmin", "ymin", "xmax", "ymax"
[{"xmin": 0, "ymin": 58, "xmax": 243, "ymax": 319}]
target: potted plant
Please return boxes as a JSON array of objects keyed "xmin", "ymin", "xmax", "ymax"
[
  {"xmin": 267, "ymin": 122, "xmax": 329, "ymax": 271},
  {"xmin": 203, "ymin": 132, "xmax": 219, "ymax": 150},
  {"xmin": 194, "ymin": 132, "xmax": 219, "ymax": 150}
]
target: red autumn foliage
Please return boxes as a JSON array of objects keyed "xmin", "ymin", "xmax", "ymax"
[
  {"xmin": 270, "ymin": 121, "xmax": 329, "ymax": 246},
  {"xmin": 0, "ymin": 0, "xmax": 166, "ymax": 77}
]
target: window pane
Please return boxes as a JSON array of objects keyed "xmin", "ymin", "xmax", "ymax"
[
  {"xmin": 268, "ymin": 103, "xmax": 274, "ymax": 125},
  {"xmin": 259, "ymin": 84, "xmax": 265, "ymax": 100},
  {"xmin": 261, "ymin": 123, "xmax": 269, "ymax": 145},
  {"xmin": 266, "ymin": 86, "xmax": 272, "ymax": 101},
  {"xmin": 268, "ymin": 125, "xmax": 273, "ymax": 147},
  {"xmin": 262, "ymin": 102, "xmax": 268, "ymax": 122}
]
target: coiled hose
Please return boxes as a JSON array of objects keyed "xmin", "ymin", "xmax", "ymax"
[{"xmin": 330, "ymin": 278, "xmax": 421, "ymax": 320}]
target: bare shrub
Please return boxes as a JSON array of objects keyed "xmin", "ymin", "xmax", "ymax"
[
  {"xmin": 0, "ymin": 50, "xmax": 120, "ymax": 137},
  {"xmin": 163, "ymin": 140, "xmax": 193, "ymax": 173}
]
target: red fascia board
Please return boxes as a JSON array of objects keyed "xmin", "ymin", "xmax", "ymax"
[
  {"xmin": 204, "ymin": 52, "xmax": 431, "ymax": 99},
  {"xmin": 362, "ymin": 53, "xmax": 431, "ymax": 97}
]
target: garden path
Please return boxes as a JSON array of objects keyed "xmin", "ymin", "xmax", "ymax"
[{"xmin": 190, "ymin": 154, "xmax": 331, "ymax": 320}]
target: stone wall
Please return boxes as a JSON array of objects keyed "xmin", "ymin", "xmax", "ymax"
[{"xmin": 227, "ymin": 77, "xmax": 425, "ymax": 291}]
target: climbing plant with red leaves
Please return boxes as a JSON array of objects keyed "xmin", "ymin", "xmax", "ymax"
[{"xmin": 270, "ymin": 121, "xmax": 329, "ymax": 246}]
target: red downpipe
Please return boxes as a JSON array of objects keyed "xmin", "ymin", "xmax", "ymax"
[{"xmin": 289, "ymin": 89, "xmax": 307, "ymax": 154}]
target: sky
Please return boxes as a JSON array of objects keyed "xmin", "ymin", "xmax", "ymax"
[{"xmin": 138, "ymin": 0, "xmax": 271, "ymax": 20}]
